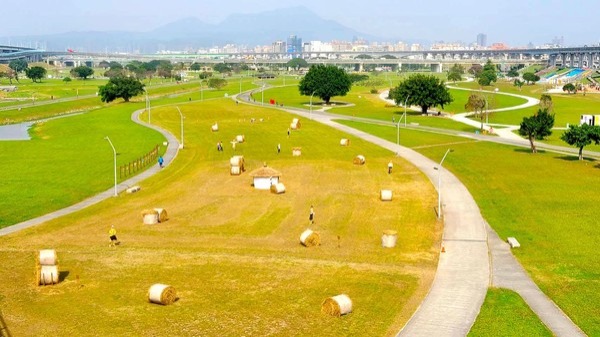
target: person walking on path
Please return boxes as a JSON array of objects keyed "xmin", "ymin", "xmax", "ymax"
[
  {"xmin": 388, "ymin": 161, "xmax": 393, "ymax": 174},
  {"xmin": 109, "ymin": 225, "xmax": 119, "ymax": 247},
  {"xmin": 277, "ymin": 143, "xmax": 281, "ymax": 154},
  {"xmin": 309, "ymin": 205, "xmax": 315, "ymax": 225},
  {"xmin": 158, "ymin": 156, "xmax": 164, "ymax": 168}
]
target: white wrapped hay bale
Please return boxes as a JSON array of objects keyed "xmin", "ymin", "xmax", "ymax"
[
  {"xmin": 154, "ymin": 208, "xmax": 168, "ymax": 223},
  {"xmin": 381, "ymin": 230, "xmax": 398, "ymax": 248},
  {"xmin": 235, "ymin": 135, "xmax": 245, "ymax": 143},
  {"xmin": 230, "ymin": 166, "xmax": 241, "ymax": 175},
  {"xmin": 38, "ymin": 265, "xmax": 59, "ymax": 286},
  {"xmin": 300, "ymin": 229, "xmax": 320, "ymax": 247},
  {"xmin": 211, "ymin": 123, "xmax": 219, "ymax": 132},
  {"xmin": 148, "ymin": 283, "xmax": 177, "ymax": 305},
  {"xmin": 292, "ymin": 147, "xmax": 302, "ymax": 156},
  {"xmin": 142, "ymin": 209, "xmax": 159, "ymax": 225},
  {"xmin": 38, "ymin": 249, "xmax": 58, "ymax": 266},
  {"xmin": 380, "ymin": 190, "xmax": 393, "ymax": 201},
  {"xmin": 340, "ymin": 138, "xmax": 350, "ymax": 146},
  {"xmin": 353, "ymin": 155, "xmax": 366, "ymax": 165},
  {"xmin": 290, "ymin": 118, "xmax": 301, "ymax": 130},
  {"xmin": 270, "ymin": 183, "xmax": 286, "ymax": 194},
  {"xmin": 322, "ymin": 294, "xmax": 352, "ymax": 317},
  {"xmin": 230, "ymin": 156, "xmax": 244, "ymax": 167}
]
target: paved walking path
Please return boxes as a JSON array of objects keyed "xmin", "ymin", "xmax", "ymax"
[
  {"xmin": 237, "ymin": 92, "xmax": 586, "ymax": 336},
  {"xmin": 0, "ymin": 108, "xmax": 180, "ymax": 237}
]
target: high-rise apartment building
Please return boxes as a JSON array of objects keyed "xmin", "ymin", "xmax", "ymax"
[{"xmin": 476, "ymin": 33, "xmax": 487, "ymax": 47}]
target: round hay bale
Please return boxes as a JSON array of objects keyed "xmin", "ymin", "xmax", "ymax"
[
  {"xmin": 230, "ymin": 155, "xmax": 244, "ymax": 167},
  {"xmin": 230, "ymin": 166, "xmax": 241, "ymax": 175},
  {"xmin": 148, "ymin": 284, "xmax": 177, "ymax": 305},
  {"xmin": 154, "ymin": 208, "xmax": 168, "ymax": 222},
  {"xmin": 292, "ymin": 147, "xmax": 302, "ymax": 156},
  {"xmin": 142, "ymin": 209, "xmax": 159, "ymax": 225},
  {"xmin": 38, "ymin": 265, "xmax": 59, "ymax": 286},
  {"xmin": 321, "ymin": 294, "xmax": 352, "ymax": 317},
  {"xmin": 382, "ymin": 230, "xmax": 398, "ymax": 248},
  {"xmin": 235, "ymin": 135, "xmax": 245, "ymax": 143},
  {"xmin": 380, "ymin": 190, "xmax": 393, "ymax": 201},
  {"xmin": 353, "ymin": 155, "xmax": 366, "ymax": 165},
  {"xmin": 38, "ymin": 249, "xmax": 58, "ymax": 266},
  {"xmin": 300, "ymin": 229, "xmax": 320, "ymax": 247},
  {"xmin": 270, "ymin": 182, "xmax": 286, "ymax": 194},
  {"xmin": 290, "ymin": 122, "xmax": 298, "ymax": 130},
  {"xmin": 340, "ymin": 138, "xmax": 350, "ymax": 146},
  {"xmin": 211, "ymin": 123, "xmax": 218, "ymax": 132}
]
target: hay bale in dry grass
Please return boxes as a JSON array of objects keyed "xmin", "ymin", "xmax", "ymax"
[
  {"xmin": 211, "ymin": 123, "xmax": 219, "ymax": 132},
  {"xmin": 381, "ymin": 230, "xmax": 398, "ymax": 248},
  {"xmin": 230, "ymin": 166, "xmax": 241, "ymax": 175},
  {"xmin": 148, "ymin": 284, "xmax": 177, "ymax": 305},
  {"xmin": 380, "ymin": 190, "xmax": 393, "ymax": 201},
  {"xmin": 230, "ymin": 155, "xmax": 245, "ymax": 167},
  {"xmin": 290, "ymin": 118, "xmax": 301, "ymax": 130},
  {"xmin": 154, "ymin": 208, "xmax": 168, "ymax": 222},
  {"xmin": 270, "ymin": 182, "xmax": 286, "ymax": 194},
  {"xmin": 235, "ymin": 135, "xmax": 245, "ymax": 143},
  {"xmin": 292, "ymin": 147, "xmax": 302, "ymax": 156},
  {"xmin": 37, "ymin": 265, "xmax": 59, "ymax": 286},
  {"xmin": 353, "ymin": 155, "xmax": 366, "ymax": 165},
  {"xmin": 321, "ymin": 294, "xmax": 352, "ymax": 317},
  {"xmin": 340, "ymin": 138, "xmax": 350, "ymax": 146},
  {"xmin": 142, "ymin": 209, "xmax": 159, "ymax": 225},
  {"xmin": 38, "ymin": 249, "xmax": 58, "ymax": 266},
  {"xmin": 300, "ymin": 229, "xmax": 320, "ymax": 247}
]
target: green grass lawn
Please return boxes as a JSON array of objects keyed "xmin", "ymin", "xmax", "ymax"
[
  {"xmin": 468, "ymin": 288, "xmax": 552, "ymax": 337},
  {"xmin": 0, "ymin": 99, "xmax": 440, "ymax": 336},
  {"xmin": 335, "ymin": 120, "xmax": 600, "ymax": 336}
]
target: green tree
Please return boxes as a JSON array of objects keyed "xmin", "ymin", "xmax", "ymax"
[
  {"xmin": 560, "ymin": 124, "xmax": 600, "ymax": 160},
  {"xmin": 523, "ymin": 72, "xmax": 540, "ymax": 85},
  {"xmin": 298, "ymin": 64, "xmax": 352, "ymax": 104},
  {"xmin": 464, "ymin": 94, "xmax": 487, "ymax": 130},
  {"xmin": 507, "ymin": 67, "xmax": 519, "ymax": 77},
  {"xmin": 513, "ymin": 79, "xmax": 525, "ymax": 91},
  {"xmin": 63, "ymin": 76, "xmax": 72, "ymax": 83},
  {"xmin": 355, "ymin": 54, "xmax": 373, "ymax": 59},
  {"xmin": 8, "ymin": 59, "xmax": 28, "ymax": 82},
  {"xmin": 348, "ymin": 73, "xmax": 369, "ymax": 83},
  {"xmin": 98, "ymin": 60, "xmax": 110, "ymax": 69},
  {"xmin": 478, "ymin": 60, "xmax": 497, "ymax": 86},
  {"xmin": 448, "ymin": 71, "xmax": 462, "ymax": 82},
  {"xmin": 390, "ymin": 74, "xmax": 453, "ymax": 115},
  {"xmin": 562, "ymin": 83, "xmax": 576, "ymax": 94},
  {"xmin": 213, "ymin": 63, "xmax": 232, "ymax": 74},
  {"xmin": 98, "ymin": 76, "xmax": 145, "ymax": 103},
  {"xmin": 70, "ymin": 66, "xmax": 94, "ymax": 80},
  {"xmin": 518, "ymin": 109, "xmax": 555, "ymax": 153},
  {"xmin": 25, "ymin": 66, "xmax": 47, "ymax": 83},
  {"xmin": 207, "ymin": 78, "xmax": 228, "ymax": 90},
  {"xmin": 190, "ymin": 63, "xmax": 202, "ymax": 71},
  {"xmin": 199, "ymin": 72, "xmax": 212, "ymax": 80},
  {"xmin": 286, "ymin": 58, "xmax": 308, "ymax": 70},
  {"xmin": 104, "ymin": 68, "xmax": 126, "ymax": 79},
  {"xmin": 448, "ymin": 64, "xmax": 464, "ymax": 82},
  {"xmin": 469, "ymin": 64, "xmax": 483, "ymax": 78},
  {"xmin": 539, "ymin": 94, "xmax": 553, "ymax": 112},
  {"xmin": 109, "ymin": 61, "xmax": 123, "ymax": 70}
]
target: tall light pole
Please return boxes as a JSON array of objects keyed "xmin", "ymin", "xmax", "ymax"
[
  {"xmin": 176, "ymin": 106, "xmax": 184, "ymax": 149},
  {"xmin": 104, "ymin": 136, "xmax": 118, "ymax": 197},
  {"xmin": 435, "ymin": 149, "xmax": 453, "ymax": 219},
  {"xmin": 403, "ymin": 94, "xmax": 410, "ymax": 127},
  {"xmin": 310, "ymin": 91, "xmax": 316, "ymax": 120}
]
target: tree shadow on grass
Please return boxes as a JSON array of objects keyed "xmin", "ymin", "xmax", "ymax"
[
  {"xmin": 556, "ymin": 156, "xmax": 597, "ymax": 164},
  {"xmin": 513, "ymin": 148, "xmax": 546, "ymax": 154}
]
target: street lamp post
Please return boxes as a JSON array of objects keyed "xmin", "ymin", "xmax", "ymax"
[
  {"xmin": 104, "ymin": 136, "xmax": 118, "ymax": 197},
  {"xmin": 176, "ymin": 106, "xmax": 184, "ymax": 149},
  {"xmin": 435, "ymin": 149, "xmax": 453, "ymax": 219},
  {"xmin": 310, "ymin": 91, "xmax": 316, "ymax": 120}
]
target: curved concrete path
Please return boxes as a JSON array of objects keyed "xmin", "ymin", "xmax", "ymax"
[
  {"xmin": 238, "ymin": 92, "xmax": 586, "ymax": 336},
  {"xmin": 0, "ymin": 108, "xmax": 180, "ymax": 237}
]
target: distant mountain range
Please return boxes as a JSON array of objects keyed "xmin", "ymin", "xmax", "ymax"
[{"xmin": 1, "ymin": 6, "xmax": 382, "ymax": 53}]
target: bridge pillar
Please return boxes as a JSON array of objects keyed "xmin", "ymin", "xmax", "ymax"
[
  {"xmin": 398, "ymin": 62, "xmax": 403, "ymax": 72},
  {"xmin": 359, "ymin": 63, "xmax": 364, "ymax": 72}
]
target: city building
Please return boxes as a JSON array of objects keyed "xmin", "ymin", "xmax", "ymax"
[
  {"xmin": 287, "ymin": 35, "xmax": 302, "ymax": 56},
  {"xmin": 477, "ymin": 33, "xmax": 487, "ymax": 48}
]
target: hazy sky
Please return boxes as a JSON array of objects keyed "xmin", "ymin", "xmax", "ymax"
[{"xmin": 3, "ymin": 0, "xmax": 599, "ymax": 46}]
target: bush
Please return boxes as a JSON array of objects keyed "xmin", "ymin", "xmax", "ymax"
[{"xmin": 370, "ymin": 88, "xmax": 378, "ymax": 94}]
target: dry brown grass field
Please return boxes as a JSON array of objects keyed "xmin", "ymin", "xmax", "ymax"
[{"xmin": 0, "ymin": 98, "xmax": 440, "ymax": 336}]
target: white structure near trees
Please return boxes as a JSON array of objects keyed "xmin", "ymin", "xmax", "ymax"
[{"xmin": 249, "ymin": 164, "xmax": 281, "ymax": 190}]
